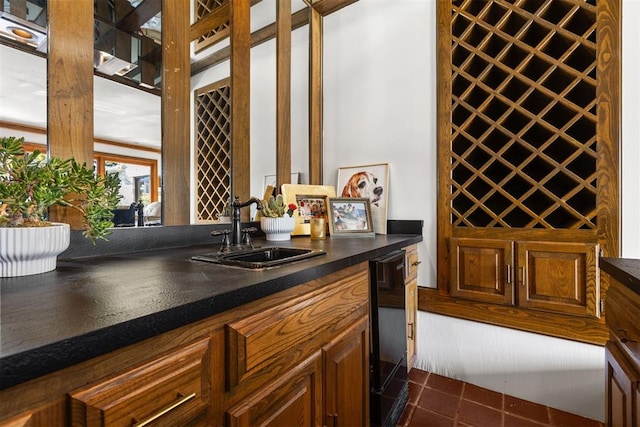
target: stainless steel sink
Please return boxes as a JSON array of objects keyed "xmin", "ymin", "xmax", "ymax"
[{"xmin": 191, "ymin": 247, "xmax": 326, "ymax": 269}]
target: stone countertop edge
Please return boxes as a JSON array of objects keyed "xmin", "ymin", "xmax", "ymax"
[
  {"xmin": 601, "ymin": 257, "xmax": 640, "ymax": 296},
  {"xmin": 0, "ymin": 234, "xmax": 422, "ymax": 390}
]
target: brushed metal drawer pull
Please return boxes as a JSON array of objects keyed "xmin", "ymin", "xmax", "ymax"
[
  {"xmin": 132, "ymin": 392, "xmax": 196, "ymax": 427},
  {"xmin": 408, "ymin": 322, "xmax": 415, "ymax": 340}
]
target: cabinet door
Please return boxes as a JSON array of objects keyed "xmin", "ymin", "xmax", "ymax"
[
  {"xmin": 404, "ymin": 244, "xmax": 419, "ymax": 371},
  {"xmin": 450, "ymin": 237, "xmax": 514, "ymax": 305},
  {"xmin": 605, "ymin": 342, "xmax": 639, "ymax": 427},
  {"xmin": 517, "ymin": 241, "xmax": 599, "ymax": 318},
  {"xmin": 323, "ymin": 317, "xmax": 369, "ymax": 427},
  {"xmin": 226, "ymin": 352, "xmax": 323, "ymax": 427},
  {"xmin": 406, "ymin": 279, "xmax": 417, "ymax": 371}
]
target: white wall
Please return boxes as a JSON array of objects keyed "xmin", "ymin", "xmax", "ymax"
[
  {"xmin": 190, "ymin": 0, "xmax": 640, "ymax": 421},
  {"xmin": 321, "ymin": 0, "xmax": 640, "ymax": 422}
]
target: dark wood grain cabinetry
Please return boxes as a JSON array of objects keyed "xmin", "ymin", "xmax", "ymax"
[
  {"xmin": 432, "ymin": 0, "xmax": 620, "ymax": 345},
  {"xmin": 450, "ymin": 238, "xmax": 599, "ymax": 318},
  {"xmin": 603, "ymin": 259, "xmax": 640, "ymax": 427},
  {"xmin": 0, "ymin": 263, "xmax": 370, "ymax": 427}
]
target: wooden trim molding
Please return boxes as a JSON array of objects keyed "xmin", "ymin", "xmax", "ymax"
[{"xmin": 418, "ymin": 287, "xmax": 609, "ymax": 346}]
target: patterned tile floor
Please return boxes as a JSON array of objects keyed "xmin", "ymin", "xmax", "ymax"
[{"xmin": 398, "ymin": 369, "xmax": 604, "ymax": 427}]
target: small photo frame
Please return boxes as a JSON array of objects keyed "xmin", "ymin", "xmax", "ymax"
[
  {"xmin": 337, "ymin": 163, "xmax": 389, "ymax": 234},
  {"xmin": 327, "ymin": 197, "xmax": 375, "ymax": 238},
  {"xmin": 263, "ymin": 172, "xmax": 300, "ymax": 194},
  {"xmin": 282, "ymin": 184, "xmax": 336, "ymax": 236}
]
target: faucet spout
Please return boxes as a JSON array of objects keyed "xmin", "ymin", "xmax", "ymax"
[{"xmin": 231, "ymin": 196, "xmax": 263, "ymax": 248}]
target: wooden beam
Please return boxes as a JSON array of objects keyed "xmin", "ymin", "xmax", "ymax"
[
  {"xmin": 117, "ymin": 0, "xmax": 162, "ymax": 34},
  {"xmin": 47, "ymin": 0, "xmax": 94, "ymax": 229},
  {"xmin": 190, "ymin": 2, "xmax": 230, "ymax": 42},
  {"xmin": 308, "ymin": 8, "xmax": 323, "ymax": 185},
  {"xmin": 161, "ymin": 0, "xmax": 191, "ymax": 225},
  {"xmin": 276, "ymin": 0, "xmax": 292, "ymax": 192},
  {"xmin": 230, "ymin": 0, "xmax": 252, "ymax": 219},
  {"xmin": 311, "ymin": 0, "xmax": 358, "ymax": 16},
  {"xmin": 191, "ymin": 9, "xmax": 309, "ymax": 76}
]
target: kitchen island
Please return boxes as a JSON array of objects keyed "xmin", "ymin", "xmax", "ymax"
[{"xmin": 0, "ymin": 232, "xmax": 421, "ymax": 426}]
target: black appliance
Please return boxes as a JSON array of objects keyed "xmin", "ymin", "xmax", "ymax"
[{"xmin": 370, "ymin": 250, "xmax": 409, "ymax": 427}]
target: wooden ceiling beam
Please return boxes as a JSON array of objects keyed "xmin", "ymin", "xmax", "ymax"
[
  {"xmin": 311, "ymin": 0, "xmax": 358, "ymax": 16},
  {"xmin": 191, "ymin": 8, "xmax": 309, "ymax": 76},
  {"xmin": 117, "ymin": 0, "xmax": 162, "ymax": 34}
]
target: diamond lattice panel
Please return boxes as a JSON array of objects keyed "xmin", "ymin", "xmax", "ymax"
[
  {"xmin": 449, "ymin": 0, "xmax": 597, "ymax": 230},
  {"xmin": 195, "ymin": 84, "xmax": 231, "ymax": 222},
  {"xmin": 194, "ymin": 0, "xmax": 230, "ymax": 53}
]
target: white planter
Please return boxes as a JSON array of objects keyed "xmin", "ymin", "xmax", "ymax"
[
  {"xmin": 0, "ymin": 223, "xmax": 70, "ymax": 277},
  {"xmin": 260, "ymin": 216, "xmax": 295, "ymax": 241}
]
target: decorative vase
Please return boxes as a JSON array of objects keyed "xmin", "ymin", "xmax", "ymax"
[
  {"xmin": 0, "ymin": 223, "xmax": 70, "ymax": 277},
  {"xmin": 260, "ymin": 216, "xmax": 295, "ymax": 241}
]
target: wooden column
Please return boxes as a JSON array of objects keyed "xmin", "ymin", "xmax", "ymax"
[
  {"xmin": 308, "ymin": 7, "xmax": 323, "ymax": 185},
  {"xmin": 230, "ymin": 0, "xmax": 252, "ymax": 219},
  {"xmin": 161, "ymin": 0, "xmax": 191, "ymax": 225},
  {"xmin": 47, "ymin": 0, "xmax": 94, "ymax": 228},
  {"xmin": 276, "ymin": 0, "xmax": 292, "ymax": 192}
]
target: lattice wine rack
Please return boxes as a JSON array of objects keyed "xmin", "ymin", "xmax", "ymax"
[
  {"xmin": 195, "ymin": 80, "xmax": 232, "ymax": 222},
  {"xmin": 194, "ymin": 0, "xmax": 230, "ymax": 53},
  {"xmin": 446, "ymin": 0, "xmax": 599, "ymax": 230}
]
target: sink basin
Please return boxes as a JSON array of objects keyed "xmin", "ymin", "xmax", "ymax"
[{"xmin": 192, "ymin": 247, "xmax": 326, "ymax": 269}]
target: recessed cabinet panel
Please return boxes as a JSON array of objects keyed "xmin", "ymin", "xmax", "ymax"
[
  {"xmin": 450, "ymin": 238, "xmax": 514, "ymax": 305},
  {"xmin": 517, "ymin": 241, "xmax": 599, "ymax": 318},
  {"xmin": 323, "ymin": 318, "xmax": 369, "ymax": 427},
  {"xmin": 226, "ymin": 352, "xmax": 323, "ymax": 427},
  {"xmin": 605, "ymin": 342, "xmax": 639, "ymax": 427}
]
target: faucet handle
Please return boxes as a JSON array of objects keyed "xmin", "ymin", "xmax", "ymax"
[
  {"xmin": 241, "ymin": 227, "xmax": 257, "ymax": 246},
  {"xmin": 211, "ymin": 229, "xmax": 232, "ymax": 251}
]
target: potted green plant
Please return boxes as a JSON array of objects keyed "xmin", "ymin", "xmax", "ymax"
[
  {"xmin": 0, "ymin": 136, "xmax": 121, "ymax": 277},
  {"xmin": 260, "ymin": 194, "xmax": 297, "ymax": 241}
]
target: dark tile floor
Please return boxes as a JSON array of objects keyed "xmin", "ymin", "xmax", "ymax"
[{"xmin": 398, "ymin": 369, "xmax": 604, "ymax": 427}]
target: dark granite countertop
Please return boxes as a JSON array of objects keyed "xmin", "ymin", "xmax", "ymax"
[
  {"xmin": 601, "ymin": 257, "xmax": 640, "ymax": 295},
  {"xmin": 0, "ymin": 234, "xmax": 421, "ymax": 390}
]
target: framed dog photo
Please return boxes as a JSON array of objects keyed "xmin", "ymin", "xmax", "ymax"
[
  {"xmin": 327, "ymin": 197, "xmax": 375, "ymax": 238},
  {"xmin": 337, "ymin": 163, "xmax": 389, "ymax": 234},
  {"xmin": 282, "ymin": 184, "xmax": 336, "ymax": 236}
]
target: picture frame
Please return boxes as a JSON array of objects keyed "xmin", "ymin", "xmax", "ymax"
[
  {"xmin": 263, "ymin": 172, "xmax": 300, "ymax": 194},
  {"xmin": 281, "ymin": 184, "xmax": 336, "ymax": 236},
  {"xmin": 337, "ymin": 163, "xmax": 389, "ymax": 234},
  {"xmin": 327, "ymin": 197, "xmax": 375, "ymax": 238}
]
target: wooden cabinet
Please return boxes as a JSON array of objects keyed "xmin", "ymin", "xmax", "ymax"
[
  {"xmin": 323, "ymin": 318, "xmax": 369, "ymax": 427},
  {"xmin": 603, "ymin": 262, "xmax": 640, "ymax": 427},
  {"xmin": 433, "ymin": 0, "xmax": 620, "ymax": 345},
  {"xmin": 226, "ymin": 352, "xmax": 323, "ymax": 427},
  {"xmin": 450, "ymin": 237, "xmax": 600, "ymax": 318},
  {"xmin": 0, "ymin": 263, "xmax": 370, "ymax": 427},
  {"xmin": 605, "ymin": 342, "xmax": 639, "ymax": 427},
  {"xmin": 404, "ymin": 244, "xmax": 419, "ymax": 370}
]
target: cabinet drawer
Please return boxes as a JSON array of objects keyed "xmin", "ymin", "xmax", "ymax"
[
  {"xmin": 70, "ymin": 338, "xmax": 210, "ymax": 427},
  {"xmin": 405, "ymin": 245, "xmax": 420, "ymax": 282},
  {"xmin": 226, "ymin": 266, "xmax": 369, "ymax": 389}
]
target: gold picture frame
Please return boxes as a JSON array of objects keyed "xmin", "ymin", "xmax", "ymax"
[{"xmin": 281, "ymin": 184, "xmax": 336, "ymax": 236}]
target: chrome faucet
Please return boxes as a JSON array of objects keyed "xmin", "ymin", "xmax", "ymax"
[{"xmin": 230, "ymin": 196, "xmax": 263, "ymax": 249}]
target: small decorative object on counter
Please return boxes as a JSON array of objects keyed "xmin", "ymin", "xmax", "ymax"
[
  {"xmin": 310, "ymin": 217, "xmax": 326, "ymax": 240},
  {"xmin": 260, "ymin": 194, "xmax": 297, "ymax": 241}
]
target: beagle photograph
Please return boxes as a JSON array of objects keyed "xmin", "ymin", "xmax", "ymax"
[{"xmin": 337, "ymin": 163, "xmax": 389, "ymax": 234}]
